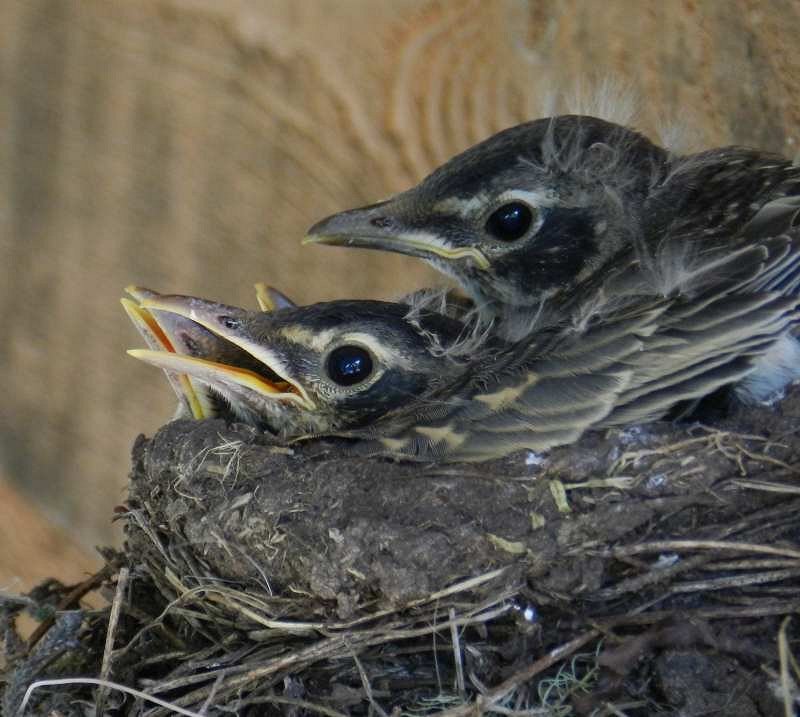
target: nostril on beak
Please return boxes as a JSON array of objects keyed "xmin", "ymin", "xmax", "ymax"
[
  {"xmin": 370, "ymin": 216, "xmax": 393, "ymax": 229},
  {"xmin": 220, "ymin": 316, "xmax": 241, "ymax": 330}
]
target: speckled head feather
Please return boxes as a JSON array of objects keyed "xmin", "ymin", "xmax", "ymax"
[
  {"xmin": 306, "ymin": 115, "xmax": 670, "ymax": 319},
  {"xmin": 126, "ymin": 291, "xmax": 475, "ymax": 437},
  {"xmin": 306, "ymin": 115, "xmax": 800, "ymax": 341}
]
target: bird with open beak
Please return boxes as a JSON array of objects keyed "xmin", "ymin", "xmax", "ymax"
[
  {"xmin": 125, "ymin": 228, "xmax": 800, "ymax": 461},
  {"xmin": 125, "ymin": 289, "xmax": 478, "ymax": 439},
  {"xmin": 305, "ymin": 115, "xmax": 800, "ymax": 341}
]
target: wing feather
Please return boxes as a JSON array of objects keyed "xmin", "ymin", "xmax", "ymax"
[{"xmin": 350, "ymin": 233, "xmax": 800, "ymax": 461}]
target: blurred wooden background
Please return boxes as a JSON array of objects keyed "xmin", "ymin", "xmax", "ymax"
[{"xmin": 2, "ymin": 0, "xmax": 799, "ymax": 589}]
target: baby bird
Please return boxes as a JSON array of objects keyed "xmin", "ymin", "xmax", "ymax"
[
  {"xmin": 126, "ymin": 290, "xmax": 475, "ymax": 438},
  {"xmin": 126, "ymin": 231, "xmax": 800, "ymax": 461},
  {"xmin": 305, "ymin": 115, "xmax": 800, "ymax": 331}
]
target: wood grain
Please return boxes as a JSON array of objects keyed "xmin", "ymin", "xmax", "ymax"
[{"xmin": 1, "ymin": 0, "xmax": 799, "ymax": 554}]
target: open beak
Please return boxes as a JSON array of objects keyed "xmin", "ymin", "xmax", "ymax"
[
  {"xmin": 126, "ymin": 349, "xmax": 293, "ymax": 408},
  {"xmin": 122, "ymin": 288, "xmax": 215, "ymax": 419},
  {"xmin": 132, "ymin": 293, "xmax": 315, "ymax": 411},
  {"xmin": 303, "ymin": 203, "xmax": 490, "ymax": 270}
]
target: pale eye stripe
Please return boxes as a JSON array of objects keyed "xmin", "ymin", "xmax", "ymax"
[
  {"xmin": 431, "ymin": 189, "xmax": 556, "ymax": 218},
  {"xmin": 494, "ymin": 189, "xmax": 557, "ymax": 209},
  {"xmin": 432, "ymin": 195, "xmax": 490, "ymax": 216}
]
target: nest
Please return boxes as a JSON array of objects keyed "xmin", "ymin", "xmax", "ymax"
[{"xmin": 3, "ymin": 394, "xmax": 800, "ymax": 716}]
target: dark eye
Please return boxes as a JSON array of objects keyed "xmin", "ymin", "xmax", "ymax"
[
  {"xmin": 326, "ymin": 345, "xmax": 374, "ymax": 387},
  {"xmin": 485, "ymin": 202, "xmax": 534, "ymax": 241}
]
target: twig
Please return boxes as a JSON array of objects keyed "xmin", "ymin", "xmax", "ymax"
[
  {"xmin": 435, "ymin": 629, "xmax": 601, "ymax": 717},
  {"xmin": 199, "ymin": 674, "xmax": 224, "ymax": 715},
  {"xmin": 728, "ymin": 479, "xmax": 800, "ymax": 494},
  {"xmin": 26, "ymin": 565, "xmax": 114, "ymax": 650},
  {"xmin": 450, "ymin": 607, "xmax": 465, "ymax": 698},
  {"xmin": 349, "ymin": 646, "xmax": 388, "ymax": 717},
  {"xmin": 777, "ymin": 617, "xmax": 797, "ymax": 717},
  {"xmin": 96, "ymin": 567, "xmax": 130, "ymax": 714},
  {"xmin": 590, "ymin": 554, "xmax": 710, "ymax": 600},
  {"xmin": 600, "ymin": 540, "xmax": 800, "ymax": 561},
  {"xmin": 703, "ymin": 559, "xmax": 800, "ymax": 571},
  {"xmin": 669, "ymin": 568, "xmax": 800, "ymax": 594},
  {"xmin": 156, "ymin": 602, "xmax": 513, "ymax": 708},
  {"xmin": 20, "ymin": 677, "xmax": 204, "ymax": 717}
]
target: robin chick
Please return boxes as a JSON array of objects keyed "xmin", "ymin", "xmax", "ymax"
[
  {"xmin": 127, "ymin": 291, "xmax": 476, "ymax": 437},
  {"xmin": 126, "ymin": 233, "xmax": 800, "ymax": 461},
  {"xmin": 305, "ymin": 115, "xmax": 800, "ymax": 338}
]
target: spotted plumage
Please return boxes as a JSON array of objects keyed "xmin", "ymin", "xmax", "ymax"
[
  {"xmin": 126, "ymin": 229, "xmax": 800, "ymax": 461},
  {"xmin": 305, "ymin": 115, "xmax": 800, "ymax": 339}
]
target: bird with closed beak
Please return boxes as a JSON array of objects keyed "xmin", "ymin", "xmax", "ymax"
[{"xmin": 305, "ymin": 115, "xmax": 800, "ymax": 337}]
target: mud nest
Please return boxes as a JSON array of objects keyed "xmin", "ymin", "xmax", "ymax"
[{"xmin": 3, "ymin": 395, "xmax": 800, "ymax": 716}]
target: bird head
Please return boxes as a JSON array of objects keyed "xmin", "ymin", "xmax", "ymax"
[
  {"xmin": 306, "ymin": 115, "xmax": 669, "ymax": 313},
  {"xmin": 126, "ymin": 291, "xmax": 470, "ymax": 437}
]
